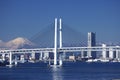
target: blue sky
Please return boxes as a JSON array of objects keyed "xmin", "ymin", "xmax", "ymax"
[{"xmin": 0, "ymin": 0, "xmax": 120, "ymax": 43}]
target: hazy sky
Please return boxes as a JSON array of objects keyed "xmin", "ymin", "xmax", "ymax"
[{"xmin": 0, "ymin": 0, "xmax": 120, "ymax": 43}]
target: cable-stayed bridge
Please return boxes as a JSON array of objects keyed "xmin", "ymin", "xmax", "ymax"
[
  {"xmin": 0, "ymin": 18, "xmax": 120, "ymax": 67},
  {"xmin": 30, "ymin": 19, "xmax": 87, "ymax": 48},
  {"xmin": 0, "ymin": 46, "xmax": 120, "ymax": 54}
]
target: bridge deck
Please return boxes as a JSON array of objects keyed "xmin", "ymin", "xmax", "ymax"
[{"xmin": 0, "ymin": 46, "xmax": 120, "ymax": 54}]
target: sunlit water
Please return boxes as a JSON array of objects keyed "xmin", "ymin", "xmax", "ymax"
[{"xmin": 0, "ymin": 62, "xmax": 120, "ymax": 80}]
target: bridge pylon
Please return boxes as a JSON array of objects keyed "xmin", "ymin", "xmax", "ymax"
[{"xmin": 52, "ymin": 18, "xmax": 63, "ymax": 67}]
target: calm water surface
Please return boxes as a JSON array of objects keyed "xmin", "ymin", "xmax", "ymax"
[{"xmin": 0, "ymin": 62, "xmax": 120, "ymax": 80}]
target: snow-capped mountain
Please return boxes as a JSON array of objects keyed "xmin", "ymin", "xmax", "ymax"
[{"xmin": 0, "ymin": 37, "xmax": 35, "ymax": 49}]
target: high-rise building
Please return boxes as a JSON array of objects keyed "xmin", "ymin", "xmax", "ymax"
[
  {"xmin": 88, "ymin": 32, "xmax": 96, "ymax": 47},
  {"xmin": 87, "ymin": 32, "xmax": 96, "ymax": 58}
]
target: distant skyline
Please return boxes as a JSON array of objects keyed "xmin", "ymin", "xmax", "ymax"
[{"xmin": 0, "ymin": 0, "xmax": 120, "ymax": 43}]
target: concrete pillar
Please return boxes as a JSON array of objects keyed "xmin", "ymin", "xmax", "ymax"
[
  {"xmin": 62, "ymin": 51, "xmax": 66, "ymax": 61},
  {"xmin": 81, "ymin": 50, "xmax": 84, "ymax": 58},
  {"xmin": 15, "ymin": 55, "xmax": 18, "ymax": 65},
  {"xmin": 59, "ymin": 18, "xmax": 62, "ymax": 48},
  {"xmin": 116, "ymin": 50, "xmax": 119, "ymax": 59},
  {"xmin": 44, "ymin": 52, "xmax": 49, "ymax": 60},
  {"xmin": 109, "ymin": 48, "xmax": 113, "ymax": 59},
  {"xmin": 2, "ymin": 54, "xmax": 5, "ymax": 61},
  {"xmin": 9, "ymin": 52, "xmax": 12, "ymax": 65},
  {"xmin": 54, "ymin": 18, "xmax": 57, "ymax": 65},
  {"xmin": 20, "ymin": 55, "xmax": 25, "ymax": 62},
  {"xmin": 31, "ymin": 51, "xmax": 35, "ymax": 59},
  {"xmin": 39, "ymin": 52, "xmax": 43, "ymax": 60},
  {"xmin": 102, "ymin": 44, "xmax": 107, "ymax": 59},
  {"xmin": 87, "ymin": 46, "xmax": 92, "ymax": 58}
]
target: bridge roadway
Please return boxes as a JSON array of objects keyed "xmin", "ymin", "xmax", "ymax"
[{"xmin": 0, "ymin": 46, "xmax": 120, "ymax": 54}]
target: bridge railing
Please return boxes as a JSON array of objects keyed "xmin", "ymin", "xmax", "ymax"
[{"xmin": 0, "ymin": 46, "xmax": 120, "ymax": 54}]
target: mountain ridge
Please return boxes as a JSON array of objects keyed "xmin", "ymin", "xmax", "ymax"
[{"xmin": 0, "ymin": 37, "xmax": 35, "ymax": 49}]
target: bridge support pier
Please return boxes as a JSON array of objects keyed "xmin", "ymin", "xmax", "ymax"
[
  {"xmin": 59, "ymin": 54, "xmax": 62, "ymax": 66},
  {"xmin": 9, "ymin": 52, "xmax": 12, "ymax": 65},
  {"xmin": 53, "ymin": 18, "xmax": 57, "ymax": 65},
  {"xmin": 39, "ymin": 52, "xmax": 43, "ymax": 61},
  {"xmin": 20, "ymin": 55, "xmax": 25, "ymax": 63},
  {"xmin": 2, "ymin": 54, "xmax": 5, "ymax": 61},
  {"xmin": 109, "ymin": 48, "xmax": 113, "ymax": 59},
  {"xmin": 43, "ymin": 52, "xmax": 49, "ymax": 60},
  {"xmin": 102, "ymin": 44, "xmax": 107, "ymax": 59},
  {"xmin": 116, "ymin": 50, "xmax": 119, "ymax": 59},
  {"xmin": 116, "ymin": 50, "xmax": 120, "ymax": 59},
  {"xmin": 31, "ymin": 51, "xmax": 35, "ymax": 60},
  {"xmin": 63, "ymin": 51, "xmax": 66, "ymax": 61},
  {"xmin": 6, "ymin": 52, "xmax": 13, "ymax": 68},
  {"xmin": 87, "ymin": 47, "xmax": 92, "ymax": 58},
  {"xmin": 81, "ymin": 50, "xmax": 84, "ymax": 58}
]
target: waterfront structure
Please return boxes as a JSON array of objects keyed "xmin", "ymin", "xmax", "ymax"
[
  {"xmin": 43, "ymin": 52, "xmax": 49, "ymax": 60},
  {"xmin": 53, "ymin": 18, "xmax": 63, "ymax": 66},
  {"xmin": 88, "ymin": 32, "xmax": 96, "ymax": 47},
  {"xmin": 59, "ymin": 18, "xmax": 62, "ymax": 49},
  {"xmin": 59, "ymin": 18, "xmax": 63, "ymax": 66},
  {"xmin": 109, "ymin": 48, "xmax": 114, "ymax": 59},
  {"xmin": 102, "ymin": 44, "xmax": 107, "ymax": 59},
  {"xmin": 102, "ymin": 44, "xmax": 117, "ymax": 59},
  {"xmin": 116, "ymin": 48, "xmax": 120, "ymax": 59},
  {"xmin": 69, "ymin": 56, "xmax": 75, "ymax": 61},
  {"xmin": 1, "ymin": 18, "xmax": 120, "ymax": 67},
  {"xmin": 53, "ymin": 18, "xmax": 57, "ymax": 65},
  {"xmin": 31, "ymin": 51, "xmax": 35, "ymax": 60},
  {"xmin": 87, "ymin": 32, "xmax": 96, "ymax": 58}
]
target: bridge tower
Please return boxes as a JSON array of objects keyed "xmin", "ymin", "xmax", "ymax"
[
  {"xmin": 59, "ymin": 18, "xmax": 62, "ymax": 48},
  {"xmin": 59, "ymin": 18, "xmax": 63, "ymax": 66},
  {"xmin": 54, "ymin": 18, "xmax": 58, "ymax": 65},
  {"xmin": 53, "ymin": 18, "xmax": 63, "ymax": 66}
]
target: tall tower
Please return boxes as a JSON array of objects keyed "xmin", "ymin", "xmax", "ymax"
[
  {"xmin": 87, "ymin": 32, "xmax": 96, "ymax": 58},
  {"xmin": 54, "ymin": 18, "xmax": 57, "ymax": 65},
  {"xmin": 88, "ymin": 32, "xmax": 96, "ymax": 47},
  {"xmin": 53, "ymin": 18, "xmax": 63, "ymax": 66},
  {"xmin": 59, "ymin": 18, "xmax": 62, "ymax": 48}
]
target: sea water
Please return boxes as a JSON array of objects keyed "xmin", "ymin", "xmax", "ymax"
[{"xmin": 0, "ymin": 62, "xmax": 120, "ymax": 80}]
